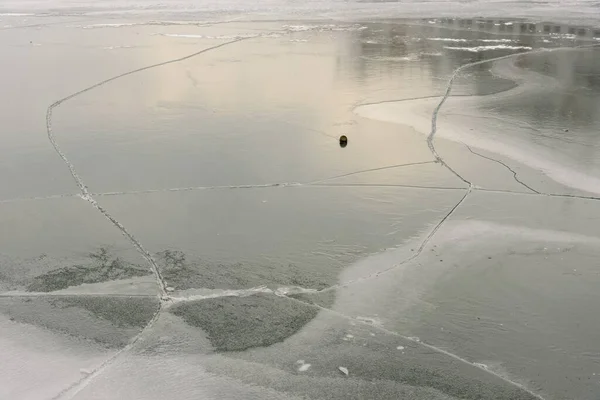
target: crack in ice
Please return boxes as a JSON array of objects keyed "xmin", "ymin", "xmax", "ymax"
[
  {"xmin": 306, "ymin": 161, "xmax": 437, "ymax": 184},
  {"xmin": 463, "ymin": 143, "xmax": 541, "ymax": 194},
  {"xmin": 282, "ymin": 294, "xmax": 546, "ymax": 400},
  {"xmin": 43, "ymin": 37, "xmax": 255, "ymax": 400},
  {"xmin": 32, "ymin": 27, "xmax": 600, "ymax": 400}
]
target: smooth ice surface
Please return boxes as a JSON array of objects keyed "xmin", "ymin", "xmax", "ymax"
[{"xmin": 2, "ymin": 8, "xmax": 600, "ymax": 400}]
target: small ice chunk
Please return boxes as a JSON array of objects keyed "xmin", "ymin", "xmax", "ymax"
[
  {"xmin": 338, "ymin": 366, "xmax": 349, "ymax": 376},
  {"xmin": 80, "ymin": 368, "xmax": 93, "ymax": 375},
  {"xmin": 370, "ymin": 333, "xmax": 375, "ymax": 337},
  {"xmin": 396, "ymin": 346, "xmax": 405, "ymax": 350},
  {"xmin": 298, "ymin": 363, "xmax": 311, "ymax": 372},
  {"xmin": 474, "ymin": 363, "xmax": 488, "ymax": 370},
  {"xmin": 166, "ymin": 287, "xmax": 175, "ymax": 292},
  {"xmin": 345, "ymin": 334, "xmax": 354, "ymax": 339},
  {"xmin": 407, "ymin": 336, "xmax": 420, "ymax": 342}
]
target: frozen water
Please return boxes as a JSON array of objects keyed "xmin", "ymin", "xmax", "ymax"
[
  {"xmin": 1, "ymin": 5, "xmax": 600, "ymax": 400},
  {"xmin": 1, "ymin": 0, "xmax": 600, "ymax": 25}
]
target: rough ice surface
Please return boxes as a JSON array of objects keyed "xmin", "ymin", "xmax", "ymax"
[{"xmin": 2, "ymin": 2, "xmax": 600, "ymax": 400}]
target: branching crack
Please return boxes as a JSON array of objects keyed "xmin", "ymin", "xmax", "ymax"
[
  {"xmin": 29, "ymin": 27, "xmax": 600, "ymax": 400},
  {"xmin": 43, "ymin": 37, "xmax": 255, "ymax": 400}
]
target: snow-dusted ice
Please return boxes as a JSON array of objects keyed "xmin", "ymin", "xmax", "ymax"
[{"xmin": 1, "ymin": 2, "xmax": 600, "ymax": 400}]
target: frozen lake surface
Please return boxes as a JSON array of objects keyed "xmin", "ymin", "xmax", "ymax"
[{"xmin": 1, "ymin": 2, "xmax": 600, "ymax": 400}]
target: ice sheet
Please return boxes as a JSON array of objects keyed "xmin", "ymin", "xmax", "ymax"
[{"xmin": 2, "ymin": 15, "xmax": 600, "ymax": 400}]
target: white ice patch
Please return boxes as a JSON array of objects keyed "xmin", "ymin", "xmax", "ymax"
[
  {"xmin": 551, "ymin": 33, "xmax": 577, "ymax": 39},
  {"xmin": 444, "ymin": 45, "xmax": 533, "ymax": 52},
  {"xmin": 273, "ymin": 286, "xmax": 318, "ymax": 296},
  {"xmin": 283, "ymin": 24, "xmax": 366, "ymax": 32},
  {"xmin": 396, "ymin": 346, "xmax": 405, "ymax": 350},
  {"xmin": 338, "ymin": 366, "xmax": 349, "ymax": 376},
  {"xmin": 160, "ymin": 33, "xmax": 256, "ymax": 39},
  {"xmin": 355, "ymin": 54, "xmax": 600, "ymax": 195},
  {"xmin": 428, "ymin": 37, "xmax": 469, "ymax": 42},
  {"xmin": 169, "ymin": 286, "xmax": 273, "ymax": 304},
  {"xmin": 0, "ymin": 13, "xmax": 34, "ymax": 16},
  {"xmin": 360, "ymin": 54, "xmax": 419, "ymax": 62},
  {"xmin": 82, "ymin": 23, "xmax": 140, "ymax": 29},
  {"xmin": 298, "ymin": 363, "xmax": 311, "ymax": 372},
  {"xmin": 159, "ymin": 33, "xmax": 206, "ymax": 38},
  {"xmin": 158, "ymin": 33, "xmax": 267, "ymax": 40},
  {"xmin": 479, "ymin": 39, "xmax": 515, "ymax": 43},
  {"xmin": 102, "ymin": 45, "xmax": 134, "ymax": 50},
  {"xmin": 429, "ymin": 38, "xmax": 515, "ymax": 44}
]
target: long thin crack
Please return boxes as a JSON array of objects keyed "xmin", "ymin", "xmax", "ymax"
[
  {"xmin": 0, "ymin": 193, "xmax": 78, "ymax": 204},
  {"xmin": 281, "ymin": 293, "xmax": 546, "ymax": 400},
  {"xmin": 318, "ymin": 45, "xmax": 600, "ymax": 294},
  {"xmin": 44, "ymin": 37, "xmax": 254, "ymax": 400},
  {"xmin": 0, "ymin": 292, "xmax": 155, "ymax": 298},
  {"xmin": 288, "ymin": 45, "xmax": 600, "ymax": 400},
  {"xmin": 49, "ymin": 305, "xmax": 162, "ymax": 400},
  {"xmin": 318, "ymin": 186, "xmax": 471, "ymax": 294},
  {"xmin": 463, "ymin": 143, "xmax": 541, "ymax": 194},
  {"xmin": 307, "ymin": 183, "xmax": 467, "ymax": 190},
  {"xmin": 46, "ymin": 38, "xmax": 252, "ymax": 299},
  {"xmin": 3, "ymin": 182, "xmax": 599, "ymax": 205},
  {"xmin": 306, "ymin": 160, "xmax": 437, "ymax": 184},
  {"xmin": 93, "ymin": 182, "xmax": 297, "ymax": 197},
  {"xmin": 36, "ymin": 31, "xmax": 600, "ymax": 400}
]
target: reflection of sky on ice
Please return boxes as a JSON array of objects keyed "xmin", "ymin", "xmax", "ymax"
[{"xmin": 1, "ymin": 14, "xmax": 600, "ymax": 400}]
